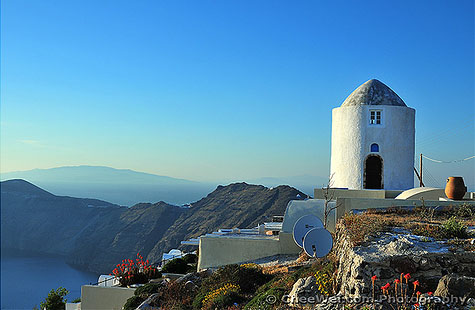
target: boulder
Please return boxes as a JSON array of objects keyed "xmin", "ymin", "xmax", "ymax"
[
  {"xmin": 136, "ymin": 293, "xmax": 160, "ymax": 310},
  {"xmin": 434, "ymin": 274, "xmax": 475, "ymax": 298},
  {"xmin": 288, "ymin": 276, "xmax": 322, "ymax": 308}
]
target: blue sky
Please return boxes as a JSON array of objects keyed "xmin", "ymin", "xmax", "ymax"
[{"xmin": 1, "ymin": 0, "xmax": 474, "ymax": 188}]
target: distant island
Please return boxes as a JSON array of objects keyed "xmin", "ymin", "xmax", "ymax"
[{"xmin": 0, "ymin": 165, "xmax": 321, "ymax": 206}]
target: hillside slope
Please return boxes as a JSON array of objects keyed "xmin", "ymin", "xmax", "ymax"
[
  {"xmin": 148, "ymin": 183, "xmax": 306, "ymax": 262},
  {"xmin": 1, "ymin": 180, "xmax": 306, "ymax": 273}
]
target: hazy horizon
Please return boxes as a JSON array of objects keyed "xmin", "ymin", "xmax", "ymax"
[
  {"xmin": 0, "ymin": 165, "xmax": 324, "ymax": 205},
  {"xmin": 0, "ymin": 164, "xmax": 327, "ymax": 184}
]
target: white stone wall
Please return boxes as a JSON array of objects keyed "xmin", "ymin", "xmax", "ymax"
[{"xmin": 330, "ymin": 105, "xmax": 415, "ymax": 190}]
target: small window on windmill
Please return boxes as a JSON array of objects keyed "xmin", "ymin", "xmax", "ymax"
[
  {"xmin": 371, "ymin": 143, "xmax": 379, "ymax": 152},
  {"xmin": 370, "ymin": 110, "xmax": 382, "ymax": 125}
]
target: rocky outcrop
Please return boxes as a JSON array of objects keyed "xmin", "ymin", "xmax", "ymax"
[
  {"xmin": 334, "ymin": 223, "xmax": 475, "ymax": 298},
  {"xmin": 136, "ymin": 293, "xmax": 160, "ymax": 310},
  {"xmin": 434, "ymin": 274, "xmax": 475, "ymax": 298},
  {"xmin": 287, "ymin": 276, "xmax": 320, "ymax": 308}
]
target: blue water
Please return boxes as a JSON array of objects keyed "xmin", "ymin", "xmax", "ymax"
[{"xmin": 1, "ymin": 251, "xmax": 99, "ymax": 310}]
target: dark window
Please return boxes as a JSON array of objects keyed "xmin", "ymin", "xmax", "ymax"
[
  {"xmin": 371, "ymin": 143, "xmax": 379, "ymax": 152},
  {"xmin": 370, "ymin": 110, "xmax": 382, "ymax": 125}
]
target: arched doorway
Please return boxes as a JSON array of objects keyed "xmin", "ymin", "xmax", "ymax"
[{"xmin": 364, "ymin": 155, "xmax": 383, "ymax": 189}]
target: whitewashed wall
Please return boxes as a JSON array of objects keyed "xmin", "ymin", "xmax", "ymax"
[{"xmin": 330, "ymin": 105, "xmax": 415, "ymax": 190}]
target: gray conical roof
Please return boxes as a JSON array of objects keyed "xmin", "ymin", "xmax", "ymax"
[{"xmin": 341, "ymin": 79, "xmax": 406, "ymax": 107}]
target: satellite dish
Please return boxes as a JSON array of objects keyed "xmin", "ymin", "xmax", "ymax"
[
  {"xmin": 292, "ymin": 215, "xmax": 324, "ymax": 248},
  {"xmin": 303, "ymin": 228, "xmax": 333, "ymax": 258}
]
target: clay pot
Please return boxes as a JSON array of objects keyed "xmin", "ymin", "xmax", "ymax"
[{"xmin": 445, "ymin": 177, "xmax": 467, "ymax": 200}]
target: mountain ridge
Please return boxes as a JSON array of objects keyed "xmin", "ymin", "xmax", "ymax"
[
  {"xmin": 1, "ymin": 179, "xmax": 307, "ymax": 273},
  {"xmin": 0, "ymin": 166, "xmax": 321, "ymax": 206}
]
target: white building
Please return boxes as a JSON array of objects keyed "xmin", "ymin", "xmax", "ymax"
[
  {"xmin": 330, "ymin": 79, "xmax": 415, "ymax": 190},
  {"xmin": 161, "ymin": 249, "xmax": 184, "ymax": 263}
]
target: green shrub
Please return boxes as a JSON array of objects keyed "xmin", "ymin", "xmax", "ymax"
[
  {"xmin": 192, "ymin": 291, "xmax": 207, "ymax": 309},
  {"xmin": 39, "ymin": 287, "xmax": 69, "ymax": 310},
  {"xmin": 135, "ymin": 282, "xmax": 162, "ymax": 297},
  {"xmin": 455, "ymin": 203, "xmax": 474, "ymax": 218},
  {"xmin": 123, "ymin": 295, "xmax": 145, "ymax": 310},
  {"xmin": 161, "ymin": 258, "xmax": 189, "ymax": 274},
  {"xmin": 244, "ymin": 287, "xmax": 286, "ymax": 310},
  {"xmin": 443, "ymin": 216, "xmax": 468, "ymax": 238},
  {"xmin": 206, "ymin": 291, "xmax": 244, "ymax": 310},
  {"xmin": 183, "ymin": 253, "xmax": 198, "ymax": 264},
  {"xmin": 192, "ymin": 264, "xmax": 271, "ymax": 309},
  {"xmin": 203, "ymin": 264, "xmax": 272, "ymax": 294}
]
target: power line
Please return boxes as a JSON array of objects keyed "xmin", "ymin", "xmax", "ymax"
[
  {"xmin": 416, "ymin": 118, "xmax": 474, "ymax": 148},
  {"xmin": 421, "ymin": 154, "xmax": 475, "ymax": 164},
  {"xmin": 422, "ymin": 166, "xmax": 441, "ymax": 188}
]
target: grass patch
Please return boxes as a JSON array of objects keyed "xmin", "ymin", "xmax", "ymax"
[
  {"xmin": 343, "ymin": 207, "xmax": 473, "ymax": 243},
  {"xmin": 342, "ymin": 213, "xmax": 391, "ymax": 245}
]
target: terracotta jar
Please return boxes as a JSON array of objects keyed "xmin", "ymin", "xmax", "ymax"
[{"xmin": 445, "ymin": 177, "xmax": 467, "ymax": 200}]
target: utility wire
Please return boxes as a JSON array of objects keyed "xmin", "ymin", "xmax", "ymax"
[
  {"xmin": 421, "ymin": 154, "xmax": 475, "ymax": 164},
  {"xmin": 416, "ymin": 118, "xmax": 474, "ymax": 148},
  {"xmin": 422, "ymin": 166, "xmax": 441, "ymax": 188}
]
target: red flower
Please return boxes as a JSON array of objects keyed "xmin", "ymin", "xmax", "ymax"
[
  {"xmin": 394, "ymin": 279, "xmax": 401, "ymax": 284},
  {"xmin": 413, "ymin": 280, "xmax": 420, "ymax": 289},
  {"xmin": 384, "ymin": 283, "xmax": 390, "ymax": 289},
  {"xmin": 404, "ymin": 273, "xmax": 411, "ymax": 281},
  {"xmin": 428, "ymin": 292, "xmax": 433, "ymax": 296},
  {"xmin": 371, "ymin": 275, "xmax": 377, "ymax": 281}
]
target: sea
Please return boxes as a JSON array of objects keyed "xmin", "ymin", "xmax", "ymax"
[{"xmin": 1, "ymin": 250, "xmax": 99, "ymax": 310}]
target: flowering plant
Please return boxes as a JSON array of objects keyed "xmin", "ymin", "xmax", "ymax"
[
  {"xmin": 111, "ymin": 252, "xmax": 161, "ymax": 286},
  {"xmin": 201, "ymin": 283, "xmax": 240, "ymax": 310},
  {"xmin": 314, "ymin": 270, "xmax": 332, "ymax": 296},
  {"xmin": 371, "ymin": 273, "xmax": 434, "ymax": 310}
]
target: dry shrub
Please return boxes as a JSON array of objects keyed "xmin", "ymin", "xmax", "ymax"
[
  {"xmin": 342, "ymin": 213, "xmax": 391, "ymax": 245},
  {"xmin": 160, "ymin": 280, "xmax": 196, "ymax": 310}
]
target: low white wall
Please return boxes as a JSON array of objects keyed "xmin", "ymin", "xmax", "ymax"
[
  {"xmin": 81, "ymin": 285, "xmax": 135, "ymax": 310},
  {"xmin": 314, "ymin": 188, "xmax": 386, "ymax": 200},
  {"xmin": 336, "ymin": 197, "xmax": 473, "ymax": 215},
  {"xmin": 65, "ymin": 303, "xmax": 80, "ymax": 310},
  {"xmin": 198, "ymin": 236, "xmax": 280, "ymax": 270},
  {"xmin": 197, "ymin": 232, "xmax": 301, "ymax": 271}
]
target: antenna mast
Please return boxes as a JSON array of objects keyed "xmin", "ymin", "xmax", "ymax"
[{"xmin": 420, "ymin": 153, "xmax": 423, "ymax": 187}]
